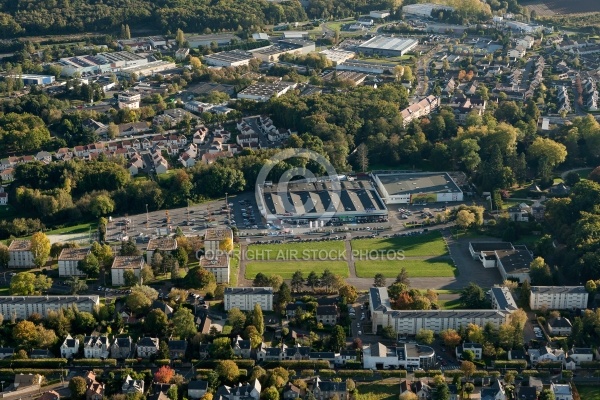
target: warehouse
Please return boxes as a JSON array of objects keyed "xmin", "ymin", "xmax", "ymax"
[
  {"xmin": 373, "ymin": 172, "xmax": 463, "ymax": 204},
  {"xmin": 251, "ymin": 39, "xmax": 315, "ymax": 62},
  {"xmin": 357, "ymin": 36, "xmax": 419, "ymax": 57},
  {"xmin": 8, "ymin": 74, "xmax": 55, "ymax": 86},
  {"xmin": 257, "ymin": 178, "xmax": 388, "ymax": 224},
  {"xmin": 402, "ymin": 3, "xmax": 454, "ymax": 18},
  {"xmin": 204, "ymin": 50, "xmax": 256, "ymax": 67}
]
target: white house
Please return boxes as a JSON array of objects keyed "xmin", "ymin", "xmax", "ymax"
[
  {"xmin": 83, "ymin": 335, "xmax": 110, "ymax": 359},
  {"xmin": 136, "ymin": 337, "xmax": 159, "ymax": 358},
  {"xmin": 122, "ymin": 375, "xmax": 145, "ymax": 394},
  {"xmin": 0, "ymin": 192, "xmax": 8, "ymax": 206},
  {"xmin": 516, "ymin": 36, "xmax": 535, "ymax": 49},
  {"xmin": 547, "ymin": 317, "xmax": 573, "ymax": 336},
  {"xmin": 456, "ymin": 342, "xmax": 483, "ymax": 360},
  {"xmin": 567, "ymin": 348, "xmax": 593, "ymax": 366},
  {"xmin": 362, "ymin": 342, "xmax": 436, "ymax": 370},
  {"xmin": 188, "ymin": 381, "xmax": 209, "ymax": 399},
  {"xmin": 508, "ymin": 46, "xmax": 526, "ymax": 58},
  {"xmin": 551, "ymin": 384, "xmax": 573, "ymax": 400},
  {"xmin": 60, "ymin": 334, "xmax": 79, "ymax": 358},
  {"xmin": 58, "ymin": 247, "xmax": 91, "ymax": 277}
]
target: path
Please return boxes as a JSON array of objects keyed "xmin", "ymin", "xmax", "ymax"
[
  {"xmin": 561, "ymin": 167, "xmax": 591, "ymax": 179},
  {"xmin": 236, "ymin": 242, "xmax": 252, "ymax": 287},
  {"xmin": 345, "ymin": 239, "xmax": 356, "ymax": 278}
]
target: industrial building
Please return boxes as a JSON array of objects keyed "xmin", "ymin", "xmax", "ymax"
[
  {"xmin": 402, "ymin": 3, "xmax": 454, "ymax": 18},
  {"xmin": 118, "ymin": 60, "xmax": 177, "ymax": 79},
  {"xmin": 59, "ymin": 51, "xmax": 147, "ymax": 76},
  {"xmin": 7, "ymin": 74, "xmax": 55, "ymax": 86},
  {"xmin": 373, "ymin": 172, "xmax": 463, "ymax": 204},
  {"xmin": 204, "ymin": 50, "xmax": 256, "ymax": 67},
  {"xmin": 237, "ymin": 81, "xmax": 297, "ymax": 102},
  {"xmin": 357, "ymin": 36, "xmax": 419, "ymax": 57},
  {"xmin": 319, "ymin": 49, "xmax": 355, "ymax": 65},
  {"xmin": 251, "ymin": 39, "xmax": 315, "ymax": 62},
  {"xmin": 336, "ymin": 60, "xmax": 396, "ymax": 75},
  {"xmin": 257, "ymin": 178, "xmax": 388, "ymax": 224},
  {"xmin": 186, "ymin": 34, "xmax": 240, "ymax": 48}
]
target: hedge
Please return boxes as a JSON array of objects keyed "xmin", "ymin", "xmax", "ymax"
[
  {"xmin": 71, "ymin": 359, "xmax": 117, "ymax": 367},
  {"xmin": 493, "ymin": 360, "xmax": 527, "ymax": 369},
  {"xmin": 337, "ymin": 370, "xmax": 374, "ymax": 379},
  {"xmin": 442, "ymin": 370, "xmax": 464, "ymax": 378},
  {"xmin": 318, "ymin": 370, "xmax": 336, "ymax": 377},
  {"xmin": 0, "ymin": 359, "xmax": 68, "ymax": 368},
  {"xmin": 261, "ymin": 360, "xmax": 330, "ymax": 369},
  {"xmin": 192, "ymin": 360, "xmax": 256, "ymax": 369},
  {"xmin": 536, "ymin": 361, "xmax": 562, "ymax": 369},
  {"xmin": 0, "ymin": 368, "xmax": 63, "ymax": 376},
  {"xmin": 472, "ymin": 371, "xmax": 489, "ymax": 378},
  {"xmin": 414, "ymin": 370, "xmax": 442, "ymax": 378},
  {"xmin": 379, "ymin": 370, "xmax": 407, "ymax": 378},
  {"xmin": 155, "ymin": 360, "xmax": 171, "ymax": 366},
  {"xmin": 342, "ymin": 361, "xmax": 362, "ymax": 369},
  {"xmin": 580, "ymin": 361, "xmax": 600, "ymax": 369}
]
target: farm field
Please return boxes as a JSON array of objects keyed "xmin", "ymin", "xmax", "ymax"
[
  {"xmin": 576, "ymin": 385, "xmax": 600, "ymax": 400},
  {"xmin": 245, "ymin": 240, "xmax": 346, "ymax": 261},
  {"xmin": 351, "ymin": 232, "xmax": 448, "ymax": 257},
  {"xmin": 245, "ymin": 261, "xmax": 349, "ymax": 279},
  {"xmin": 354, "ymin": 258, "xmax": 457, "ymax": 278},
  {"xmin": 521, "ymin": 0, "xmax": 600, "ymax": 16},
  {"xmin": 356, "ymin": 379, "xmax": 400, "ymax": 400}
]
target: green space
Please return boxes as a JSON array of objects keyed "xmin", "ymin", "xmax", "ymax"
[
  {"xmin": 230, "ymin": 245, "xmax": 240, "ymax": 287},
  {"xmin": 356, "ymin": 379, "xmax": 399, "ymax": 400},
  {"xmin": 575, "ymin": 168, "xmax": 593, "ymax": 179},
  {"xmin": 438, "ymin": 298, "xmax": 462, "ymax": 310},
  {"xmin": 245, "ymin": 261, "xmax": 349, "ymax": 279},
  {"xmin": 576, "ymin": 385, "xmax": 600, "ymax": 400},
  {"xmin": 246, "ymin": 240, "xmax": 346, "ymax": 261},
  {"xmin": 351, "ymin": 231, "xmax": 447, "ymax": 257},
  {"xmin": 355, "ymin": 258, "xmax": 456, "ymax": 278},
  {"xmin": 325, "ymin": 19, "xmax": 356, "ymax": 31},
  {"xmin": 45, "ymin": 222, "xmax": 98, "ymax": 236}
]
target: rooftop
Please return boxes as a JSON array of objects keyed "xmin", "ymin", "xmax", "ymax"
[
  {"xmin": 358, "ymin": 36, "xmax": 419, "ymax": 53},
  {"xmin": 58, "ymin": 247, "xmax": 91, "ymax": 261},
  {"xmin": 470, "ymin": 242, "xmax": 514, "ymax": 252},
  {"xmin": 111, "ymin": 256, "xmax": 145, "ymax": 269},
  {"xmin": 8, "ymin": 239, "xmax": 31, "ymax": 251},
  {"xmin": 375, "ymin": 172, "xmax": 461, "ymax": 197},
  {"xmin": 531, "ymin": 286, "xmax": 587, "ymax": 295},
  {"xmin": 224, "ymin": 287, "xmax": 273, "ymax": 296},
  {"xmin": 205, "ymin": 227, "xmax": 233, "ymax": 241},
  {"xmin": 200, "ymin": 254, "xmax": 230, "ymax": 268},
  {"xmin": 147, "ymin": 237, "xmax": 178, "ymax": 251},
  {"xmin": 204, "ymin": 50, "xmax": 255, "ymax": 64},
  {"xmin": 495, "ymin": 245, "xmax": 533, "ymax": 273}
]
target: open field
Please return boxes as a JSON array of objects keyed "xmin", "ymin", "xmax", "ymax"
[
  {"xmin": 351, "ymin": 232, "xmax": 448, "ymax": 257},
  {"xmin": 230, "ymin": 245, "xmax": 240, "ymax": 287},
  {"xmin": 575, "ymin": 385, "xmax": 600, "ymax": 400},
  {"xmin": 245, "ymin": 240, "xmax": 346, "ymax": 261},
  {"xmin": 46, "ymin": 222, "xmax": 97, "ymax": 235},
  {"xmin": 245, "ymin": 261, "xmax": 349, "ymax": 279},
  {"xmin": 355, "ymin": 258, "xmax": 456, "ymax": 278},
  {"xmin": 356, "ymin": 379, "xmax": 400, "ymax": 400},
  {"xmin": 521, "ymin": 0, "xmax": 600, "ymax": 16}
]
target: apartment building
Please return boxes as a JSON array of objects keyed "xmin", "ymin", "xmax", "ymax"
[
  {"xmin": 111, "ymin": 256, "xmax": 145, "ymax": 286},
  {"xmin": 118, "ymin": 91, "xmax": 141, "ymax": 109},
  {"xmin": 8, "ymin": 240, "xmax": 34, "ymax": 268},
  {"xmin": 400, "ymin": 96, "xmax": 440, "ymax": 127},
  {"xmin": 369, "ymin": 287, "xmax": 509, "ymax": 335},
  {"xmin": 0, "ymin": 296, "xmax": 100, "ymax": 320},
  {"xmin": 146, "ymin": 237, "xmax": 178, "ymax": 264},
  {"xmin": 529, "ymin": 286, "xmax": 588, "ymax": 310},
  {"xmin": 224, "ymin": 287, "xmax": 274, "ymax": 311},
  {"xmin": 362, "ymin": 342, "xmax": 436, "ymax": 370},
  {"xmin": 204, "ymin": 227, "xmax": 233, "ymax": 254},
  {"xmin": 58, "ymin": 247, "xmax": 91, "ymax": 277},
  {"xmin": 200, "ymin": 253, "xmax": 230, "ymax": 284}
]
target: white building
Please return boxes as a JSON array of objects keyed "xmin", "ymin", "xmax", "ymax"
[
  {"xmin": 83, "ymin": 335, "xmax": 110, "ymax": 359},
  {"xmin": 201, "ymin": 254, "xmax": 230, "ymax": 284},
  {"xmin": 516, "ymin": 36, "xmax": 535, "ymax": 49},
  {"xmin": 566, "ymin": 348, "xmax": 593, "ymax": 366},
  {"xmin": 122, "ymin": 375, "xmax": 144, "ymax": 394},
  {"xmin": 319, "ymin": 49, "xmax": 355, "ymax": 66},
  {"xmin": 204, "ymin": 50, "xmax": 255, "ymax": 67},
  {"xmin": 529, "ymin": 286, "xmax": 588, "ymax": 310},
  {"xmin": 456, "ymin": 342, "xmax": 483, "ymax": 360},
  {"xmin": 224, "ymin": 287, "xmax": 274, "ymax": 311},
  {"xmin": 60, "ymin": 334, "xmax": 79, "ymax": 358},
  {"xmin": 204, "ymin": 227, "xmax": 233, "ymax": 255},
  {"xmin": 58, "ymin": 247, "xmax": 91, "ymax": 277},
  {"xmin": 0, "ymin": 296, "xmax": 99, "ymax": 320},
  {"xmin": 370, "ymin": 10, "xmax": 391, "ymax": 19},
  {"xmin": 111, "ymin": 256, "xmax": 145, "ymax": 286},
  {"xmin": 237, "ymin": 82, "xmax": 297, "ymax": 102},
  {"xmin": 118, "ymin": 91, "xmax": 141, "ymax": 109},
  {"xmin": 551, "ymin": 384, "xmax": 573, "ymax": 400},
  {"xmin": 362, "ymin": 342, "xmax": 436, "ymax": 370},
  {"xmin": 400, "ymin": 96, "xmax": 440, "ymax": 127},
  {"xmin": 146, "ymin": 237, "xmax": 178, "ymax": 264},
  {"xmin": 8, "ymin": 240, "xmax": 34, "ymax": 268},
  {"xmin": 136, "ymin": 337, "xmax": 159, "ymax": 358},
  {"xmin": 508, "ymin": 46, "xmax": 526, "ymax": 59},
  {"xmin": 402, "ymin": 3, "xmax": 454, "ymax": 18}
]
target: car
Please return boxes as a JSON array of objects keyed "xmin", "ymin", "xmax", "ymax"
[
  {"xmin": 357, "ymin": 330, "xmax": 362, "ymax": 335},
  {"xmin": 361, "ymin": 316, "xmax": 365, "ymax": 320},
  {"xmin": 357, "ymin": 323, "xmax": 360, "ymax": 327}
]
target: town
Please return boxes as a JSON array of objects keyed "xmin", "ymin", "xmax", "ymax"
[{"xmin": 1, "ymin": 1, "xmax": 600, "ymax": 400}]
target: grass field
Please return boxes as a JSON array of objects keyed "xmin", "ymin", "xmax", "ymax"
[
  {"xmin": 438, "ymin": 298, "xmax": 462, "ymax": 309},
  {"xmin": 246, "ymin": 240, "xmax": 346, "ymax": 261},
  {"xmin": 245, "ymin": 261, "xmax": 349, "ymax": 279},
  {"xmin": 576, "ymin": 385, "xmax": 600, "ymax": 400},
  {"xmin": 351, "ymin": 232, "xmax": 447, "ymax": 257},
  {"xmin": 356, "ymin": 379, "xmax": 400, "ymax": 400},
  {"xmin": 230, "ymin": 246, "xmax": 240, "ymax": 287},
  {"xmin": 355, "ymin": 258, "xmax": 456, "ymax": 278},
  {"xmin": 46, "ymin": 222, "xmax": 97, "ymax": 235}
]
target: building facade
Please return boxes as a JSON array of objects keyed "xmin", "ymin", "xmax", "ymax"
[
  {"xmin": 111, "ymin": 256, "xmax": 145, "ymax": 286},
  {"xmin": 8, "ymin": 240, "xmax": 34, "ymax": 268},
  {"xmin": 0, "ymin": 296, "xmax": 99, "ymax": 320},
  {"xmin": 200, "ymin": 254, "xmax": 230, "ymax": 284},
  {"xmin": 58, "ymin": 247, "xmax": 91, "ymax": 277},
  {"xmin": 224, "ymin": 287, "xmax": 274, "ymax": 311},
  {"xmin": 529, "ymin": 286, "xmax": 588, "ymax": 310}
]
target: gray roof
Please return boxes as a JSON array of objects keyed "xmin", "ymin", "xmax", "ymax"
[
  {"xmin": 224, "ymin": 287, "xmax": 273, "ymax": 296},
  {"xmin": 531, "ymin": 286, "xmax": 587, "ymax": 295},
  {"xmin": 309, "ymin": 352, "xmax": 336, "ymax": 359},
  {"xmin": 138, "ymin": 337, "xmax": 159, "ymax": 347},
  {"xmin": 470, "ymin": 242, "xmax": 514, "ymax": 252},
  {"xmin": 548, "ymin": 317, "xmax": 572, "ymax": 328},
  {"xmin": 314, "ymin": 378, "xmax": 346, "ymax": 392},
  {"xmin": 168, "ymin": 340, "xmax": 187, "ymax": 351},
  {"xmin": 0, "ymin": 348, "xmax": 14, "ymax": 354},
  {"xmin": 316, "ymin": 305, "xmax": 338, "ymax": 316},
  {"xmin": 188, "ymin": 380, "xmax": 208, "ymax": 390}
]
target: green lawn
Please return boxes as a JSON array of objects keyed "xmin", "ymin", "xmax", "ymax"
[
  {"xmin": 355, "ymin": 258, "xmax": 457, "ymax": 278},
  {"xmin": 576, "ymin": 385, "xmax": 600, "ymax": 400},
  {"xmin": 356, "ymin": 379, "xmax": 400, "ymax": 400},
  {"xmin": 245, "ymin": 261, "xmax": 349, "ymax": 279},
  {"xmin": 230, "ymin": 245, "xmax": 240, "ymax": 287},
  {"xmin": 575, "ymin": 168, "xmax": 593, "ymax": 179},
  {"xmin": 45, "ymin": 222, "xmax": 97, "ymax": 235},
  {"xmin": 438, "ymin": 298, "xmax": 462, "ymax": 310},
  {"xmin": 351, "ymin": 232, "xmax": 447, "ymax": 257},
  {"xmin": 245, "ymin": 240, "xmax": 346, "ymax": 261}
]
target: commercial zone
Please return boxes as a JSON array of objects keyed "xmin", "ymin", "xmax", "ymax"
[
  {"xmin": 373, "ymin": 172, "xmax": 463, "ymax": 204},
  {"xmin": 357, "ymin": 36, "xmax": 419, "ymax": 56}
]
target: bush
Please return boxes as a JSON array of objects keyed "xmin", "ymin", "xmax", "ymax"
[
  {"xmin": 443, "ymin": 370, "xmax": 464, "ymax": 378},
  {"xmin": 261, "ymin": 360, "xmax": 330, "ymax": 369},
  {"xmin": 580, "ymin": 361, "xmax": 600, "ymax": 369},
  {"xmin": 318, "ymin": 369, "xmax": 336, "ymax": 377},
  {"xmin": 379, "ymin": 370, "xmax": 407, "ymax": 378},
  {"xmin": 337, "ymin": 370, "xmax": 374, "ymax": 379},
  {"xmin": 155, "ymin": 360, "xmax": 171, "ymax": 366},
  {"xmin": 493, "ymin": 360, "xmax": 527, "ymax": 369},
  {"xmin": 0, "ymin": 359, "xmax": 68, "ymax": 368},
  {"xmin": 191, "ymin": 360, "xmax": 255, "ymax": 369},
  {"xmin": 71, "ymin": 359, "xmax": 117, "ymax": 367}
]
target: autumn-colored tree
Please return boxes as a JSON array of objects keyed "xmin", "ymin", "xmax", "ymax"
[
  {"xmin": 216, "ymin": 360, "xmax": 239, "ymax": 382},
  {"xmin": 392, "ymin": 292, "xmax": 414, "ymax": 310},
  {"xmin": 154, "ymin": 365, "xmax": 175, "ymax": 383},
  {"xmin": 440, "ymin": 329, "xmax": 462, "ymax": 348},
  {"xmin": 460, "ymin": 360, "xmax": 476, "ymax": 379}
]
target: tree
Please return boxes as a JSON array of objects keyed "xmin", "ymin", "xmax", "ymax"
[
  {"xmin": 228, "ymin": 307, "xmax": 246, "ymax": 332},
  {"xmin": 69, "ymin": 377, "xmax": 87, "ymax": 400},
  {"xmin": 356, "ymin": 143, "xmax": 369, "ymax": 172},
  {"xmin": 269, "ymin": 274, "xmax": 284, "ymax": 292},
  {"xmin": 0, "ymin": 244, "xmax": 9, "ymax": 267},
  {"xmin": 120, "ymin": 238, "xmax": 140, "ymax": 256},
  {"xmin": 151, "ymin": 252, "xmax": 164, "ymax": 275},
  {"xmin": 31, "ymin": 231, "xmax": 51, "ymax": 267},
  {"xmin": 263, "ymin": 386, "xmax": 279, "ymax": 400},
  {"xmin": 253, "ymin": 272, "xmax": 270, "ymax": 287},
  {"xmin": 78, "ymin": 253, "xmax": 99, "ymax": 276},
  {"xmin": 216, "ymin": 360, "xmax": 239, "ymax": 382},
  {"xmin": 462, "ymin": 350, "xmax": 475, "ymax": 362},
  {"xmin": 382, "ymin": 325, "xmax": 397, "ymax": 340},
  {"xmin": 141, "ymin": 265, "xmax": 155, "ymax": 283},
  {"xmin": 339, "ymin": 284, "xmax": 358, "ymax": 303},
  {"xmin": 291, "ymin": 270, "xmax": 304, "ymax": 292},
  {"xmin": 306, "ymin": 271, "xmax": 319, "ymax": 292},
  {"xmin": 416, "ymin": 329, "xmax": 435, "ymax": 345},
  {"xmin": 13, "ymin": 320, "xmax": 37, "ymax": 348},
  {"xmin": 440, "ymin": 329, "xmax": 462, "ymax": 348},
  {"xmin": 432, "ymin": 383, "xmax": 450, "ymax": 400},
  {"xmin": 219, "ymin": 238, "xmax": 234, "ymax": 253},
  {"xmin": 10, "ymin": 272, "xmax": 52, "ymax": 295},
  {"xmin": 107, "ymin": 122, "xmax": 119, "ymax": 139},
  {"xmin": 176, "ymin": 28, "xmax": 185, "ymax": 47},
  {"xmin": 172, "ymin": 307, "xmax": 197, "ymax": 338},
  {"xmin": 90, "ymin": 194, "xmax": 115, "ymax": 217},
  {"xmin": 403, "ymin": 66, "xmax": 413, "ymax": 81},
  {"xmin": 395, "ymin": 267, "xmax": 410, "ymax": 286},
  {"xmin": 278, "ymin": 282, "xmax": 292, "ymax": 305},
  {"xmin": 539, "ymin": 389, "xmax": 555, "ymax": 400},
  {"xmin": 400, "ymin": 393, "xmax": 419, "ymax": 400},
  {"xmin": 126, "ymin": 291, "xmax": 152, "ymax": 313},
  {"xmin": 330, "ymin": 325, "xmax": 346, "ymax": 351},
  {"xmin": 528, "ymin": 137, "xmax": 567, "ymax": 172},
  {"xmin": 74, "ymin": 311, "xmax": 96, "ymax": 332},
  {"xmin": 463, "ymin": 383, "xmax": 474, "ymax": 398},
  {"xmin": 374, "ymin": 273, "xmax": 386, "ymax": 287},
  {"xmin": 456, "ymin": 210, "xmax": 476, "ymax": 229},
  {"xmin": 68, "ymin": 277, "xmax": 88, "ymax": 294},
  {"xmin": 252, "ymin": 303, "xmax": 265, "ymax": 335},
  {"xmin": 210, "ymin": 337, "xmax": 234, "ymax": 359},
  {"xmin": 460, "ymin": 361, "xmax": 476, "ymax": 380},
  {"xmin": 123, "ymin": 269, "xmax": 139, "ymax": 286},
  {"xmin": 146, "ymin": 309, "xmax": 169, "ymax": 336},
  {"xmin": 459, "ymin": 283, "xmax": 487, "ymax": 309},
  {"xmin": 155, "ymin": 365, "xmax": 175, "ymax": 384}
]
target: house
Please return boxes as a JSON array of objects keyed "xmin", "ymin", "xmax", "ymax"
[
  {"xmin": 448, "ymin": 384, "xmax": 460, "ymax": 400},
  {"xmin": 285, "ymin": 344, "xmax": 311, "ymax": 360},
  {"xmin": 151, "ymin": 300, "xmax": 174, "ymax": 317},
  {"xmin": 283, "ymin": 382, "xmax": 303, "ymax": 400},
  {"xmin": 0, "ymin": 348, "xmax": 14, "ymax": 359},
  {"xmin": 10, "ymin": 373, "xmax": 43, "ymax": 394},
  {"xmin": 137, "ymin": 337, "xmax": 160, "ymax": 358},
  {"xmin": 336, "ymin": 349, "xmax": 357, "ymax": 365},
  {"xmin": 530, "ymin": 346, "xmax": 565, "ymax": 365},
  {"xmin": 456, "ymin": 342, "xmax": 483, "ymax": 360},
  {"xmin": 311, "ymin": 377, "xmax": 347, "ymax": 400},
  {"xmin": 83, "ymin": 335, "xmax": 110, "ymax": 359},
  {"xmin": 60, "ymin": 334, "xmax": 79, "ymax": 358},
  {"xmin": 286, "ymin": 303, "xmax": 309, "ymax": 318},
  {"xmin": 111, "ymin": 336, "xmax": 133, "ymax": 359},
  {"xmin": 548, "ymin": 317, "xmax": 573, "ymax": 336},
  {"xmin": 516, "ymin": 36, "xmax": 535, "ymax": 49},
  {"xmin": 508, "ymin": 203, "xmax": 531, "ymax": 222},
  {"xmin": 411, "ymin": 381, "xmax": 431, "ymax": 400},
  {"xmin": 122, "ymin": 375, "xmax": 145, "ymax": 394},
  {"xmin": 316, "ymin": 305, "xmax": 338, "ymax": 326},
  {"xmin": 551, "ymin": 384, "xmax": 573, "ymax": 400},
  {"xmin": 193, "ymin": 127, "xmax": 209, "ymax": 144},
  {"xmin": 151, "ymin": 384, "xmax": 175, "ymax": 400},
  {"xmin": 30, "ymin": 349, "xmax": 53, "ymax": 359},
  {"xmin": 216, "ymin": 379, "xmax": 261, "ymax": 400},
  {"xmin": 0, "ymin": 192, "xmax": 7, "ymax": 206},
  {"xmin": 85, "ymin": 371, "xmax": 104, "ymax": 400},
  {"xmin": 8, "ymin": 239, "xmax": 34, "ymax": 268},
  {"xmin": 128, "ymin": 156, "xmax": 145, "ymax": 176},
  {"xmin": 567, "ymin": 347, "xmax": 593, "ymax": 366},
  {"xmin": 168, "ymin": 339, "xmax": 188, "ymax": 359},
  {"xmin": 508, "ymin": 46, "xmax": 526, "ymax": 58},
  {"xmin": 0, "ymin": 168, "xmax": 14, "ymax": 182},
  {"xmin": 58, "ymin": 247, "xmax": 91, "ymax": 277},
  {"xmin": 508, "ymin": 349, "xmax": 527, "ymax": 361},
  {"xmin": 233, "ymin": 335, "xmax": 252, "ymax": 359},
  {"xmin": 480, "ymin": 380, "xmax": 506, "ymax": 400},
  {"xmin": 188, "ymin": 380, "xmax": 209, "ymax": 399},
  {"xmin": 35, "ymin": 151, "xmax": 52, "ymax": 164},
  {"xmin": 400, "ymin": 380, "xmax": 412, "ymax": 397},
  {"xmin": 362, "ymin": 342, "xmax": 436, "ymax": 370}
]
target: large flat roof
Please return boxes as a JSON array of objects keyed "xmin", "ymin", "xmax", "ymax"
[
  {"xmin": 375, "ymin": 172, "xmax": 461, "ymax": 196},
  {"xmin": 358, "ymin": 36, "xmax": 419, "ymax": 53},
  {"xmin": 260, "ymin": 179, "xmax": 386, "ymax": 217}
]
